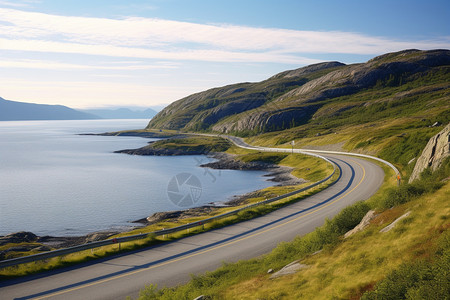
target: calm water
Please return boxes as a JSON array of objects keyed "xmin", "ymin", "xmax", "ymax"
[{"xmin": 0, "ymin": 120, "xmax": 272, "ymax": 236}]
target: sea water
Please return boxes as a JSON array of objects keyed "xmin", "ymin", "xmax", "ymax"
[{"xmin": 0, "ymin": 120, "xmax": 272, "ymax": 236}]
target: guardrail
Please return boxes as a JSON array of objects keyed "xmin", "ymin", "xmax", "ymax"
[
  {"xmin": 0, "ymin": 134, "xmax": 339, "ymax": 269},
  {"xmin": 219, "ymin": 134, "xmax": 400, "ymax": 177},
  {"xmin": 0, "ymin": 165, "xmax": 336, "ymax": 269},
  {"xmin": 298, "ymin": 149, "xmax": 400, "ymax": 176}
]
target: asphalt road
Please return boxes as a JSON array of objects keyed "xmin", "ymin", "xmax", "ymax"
[{"xmin": 0, "ymin": 143, "xmax": 384, "ymax": 300}]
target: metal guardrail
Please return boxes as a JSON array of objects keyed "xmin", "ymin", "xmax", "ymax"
[
  {"xmin": 0, "ymin": 138, "xmax": 337, "ymax": 269},
  {"xmin": 298, "ymin": 149, "xmax": 400, "ymax": 176},
  {"xmin": 220, "ymin": 134, "xmax": 400, "ymax": 176}
]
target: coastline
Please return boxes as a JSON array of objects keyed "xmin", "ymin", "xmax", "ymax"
[{"xmin": 1, "ymin": 132, "xmax": 304, "ymax": 254}]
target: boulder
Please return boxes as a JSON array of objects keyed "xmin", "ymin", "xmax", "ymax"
[
  {"xmin": 380, "ymin": 211, "xmax": 411, "ymax": 233},
  {"xmin": 344, "ymin": 210, "xmax": 376, "ymax": 238},
  {"xmin": 0, "ymin": 231, "xmax": 37, "ymax": 246},
  {"xmin": 85, "ymin": 232, "xmax": 117, "ymax": 243},
  {"xmin": 409, "ymin": 123, "xmax": 450, "ymax": 183},
  {"xmin": 146, "ymin": 211, "xmax": 183, "ymax": 224},
  {"xmin": 34, "ymin": 245, "xmax": 52, "ymax": 252},
  {"xmin": 270, "ymin": 260, "xmax": 308, "ymax": 279}
]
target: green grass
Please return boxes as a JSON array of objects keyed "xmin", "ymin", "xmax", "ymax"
[
  {"xmin": 361, "ymin": 233, "xmax": 449, "ymax": 300},
  {"xmin": 151, "ymin": 135, "xmax": 232, "ymax": 153},
  {"xmin": 132, "ymin": 159, "xmax": 449, "ymax": 300},
  {"xmin": 0, "ymin": 142, "xmax": 335, "ymax": 279},
  {"xmin": 0, "ymin": 173, "xmax": 338, "ymax": 279},
  {"xmin": 226, "ymin": 146, "xmax": 333, "ymax": 182}
]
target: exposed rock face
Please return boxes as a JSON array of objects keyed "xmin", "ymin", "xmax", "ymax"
[
  {"xmin": 269, "ymin": 260, "xmax": 308, "ymax": 279},
  {"xmin": 147, "ymin": 62, "xmax": 345, "ymax": 131},
  {"xmin": 115, "ymin": 145, "xmax": 207, "ymax": 156},
  {"xmin": 147, "ymin": 49, "xmax": 450, "ymax": 135},
  {"xmin": 409, "ymin": 123, "xmax": 450, "ymax": 183},
  {"xmin": 380, "ymin": 211, "xmax": 411, "ymax": 233},
  {"xmin": 0, "ymin": 231, "xmax": 37, "ymax": 246},
  {"xmin": 85, "ymin": 232, "xmax": 117, "ymax": 243},
  {"xmin": 344, "ymin": 210, "xmax": 377, "ymax": 238}
]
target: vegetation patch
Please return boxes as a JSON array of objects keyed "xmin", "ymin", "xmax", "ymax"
[
  {"xmin": 131, "ymin": 159, "xmax": 449, "ymax": 300},
  {"xmin": 151, "ymin": 136, "xmax": 232, "ymax": 153},
  {"xmin": 0, "ymin": 143, "xmax": 336, "ymax": 279}
]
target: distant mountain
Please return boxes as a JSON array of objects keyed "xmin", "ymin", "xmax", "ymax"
[
  {"xmin": 0, "ymin": 97, "xmax": 98, "ymax": 121},
  {"xmin": 82, "ymin": 108, "xmax": 157, "ymax": 119}
]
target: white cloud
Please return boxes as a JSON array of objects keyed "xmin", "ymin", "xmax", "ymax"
[
  {"xmin": 0, "ymin": 7, "xmax": 448, "ymax": 108},
  {"xmin": 0, "ymin": 0, "xmax": 38, "ymax": 8},
  {"xmin": 0, "ymin": 78, "xmax": 197, "ymax": 107},
  {"xmin": 0, "ymin": 8, "xmax": 448, "ymax": 64},
  {"xmin": 0, "ymin": 58, "xmax": 178, "ymax": 70},
  {"xmin": 0, "ymin": 38, "xmax": 323, "ymax": 64}
]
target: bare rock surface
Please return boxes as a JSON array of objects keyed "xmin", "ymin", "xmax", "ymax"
[
  {"xmin": 380, "ymin": 211, "xmax": 411, "ymax": 233},
  {"xmin": 344, "ymin": 210, "xmax": 377, "ymax": 238},
  {"xmin": 0, "ymin": 231, "xmax": 37, "ymax": 246},
  {"xmin": 270, "ymin": 260, "xmax": 308, "ymax": 279},
  {"xmin": 409, "ymin": 123, "xmax": 450, "ymax": 183}
]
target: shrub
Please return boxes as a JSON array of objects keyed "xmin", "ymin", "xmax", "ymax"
[
  {"xmin": 332, "ymin": 201, "xmax": 371, "ymax": 234},
  {"xmin": 362, "ymin": 232, "xmax": 450, "ymax": 300}
]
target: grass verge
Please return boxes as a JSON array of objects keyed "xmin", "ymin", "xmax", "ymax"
[
  {"xmin": 0, "ymin": 139, "xmax": 335, "ymax": 279},
  {"xmin": 131, "ymin": 159, "xmax": 449, "ymax": 300}
]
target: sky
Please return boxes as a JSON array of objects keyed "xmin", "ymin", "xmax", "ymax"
[{"xmin": 0, "ymin": 0, "xmax": 449, "ymax": 109}]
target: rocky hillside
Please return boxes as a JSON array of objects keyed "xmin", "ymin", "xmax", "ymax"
[
  {"xmin": 147, "ymin": 49, "xmax": 450, "ymax": 136},
  {"xmin": 147, "ymin": 61, "xmax": 344, "ymax": 131},
  {"xmin": 409, "ymin": 122, "xmax": 450, "ymax": 182}
]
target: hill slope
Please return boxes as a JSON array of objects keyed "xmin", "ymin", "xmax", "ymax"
[
  {"xmin": 147, "ymin": 61, "xmax": 345, "ymax": 131},
  {"xmin": 147, "ymin": 49, "xmax": 449, "ymax": 136},
  {"xmin": 148, "ymin": 49, "xmax": 450, "ymax": 177},
  {"xmin": 0, "ymin": 97, "xmax": 98, "ymax": 121}
]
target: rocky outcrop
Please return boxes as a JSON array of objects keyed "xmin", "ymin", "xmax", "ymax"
[
  {"xmin": 211, "ymin": 105, "xmax": 320, "ymax": 134},
  {"xmin": 269, "ymin": 61, "xmax": 345, "ymax": 79},
  {"xmin": 0, "ymin": 231, "xmax": 37, "ymax": 246},
  {"xmin": 201, "ymin": 153, "xmax": 306, "ymax": 186},
  {"xmin": 409, "ymin": 123, "xmax": 450, "ymax": 183},
  {"xmin": 344, "ymin": 210, "xmax": 377, "ymax": 238},
  {"xmin": 147, "ymin": 62, "xmax": 343, "ymax": 131},
  {"xmin": 115, "ymin": 145, "xmax": 207, "ymax": 156},
  {"xmin": 269, "ymin": 260, "xmax": 308, "ymax": 279},
  {"xmin": 147, "ymin": 49, "xmax": 450, "ymax": 135},
  {"xmin": 380, "ymin": 211, "xmax": 411, "ymax": 233}
]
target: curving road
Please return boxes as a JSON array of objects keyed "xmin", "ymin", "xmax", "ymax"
[{"xmin": 0, "ymin": 139, "xmax": 384, "ymax": 300}]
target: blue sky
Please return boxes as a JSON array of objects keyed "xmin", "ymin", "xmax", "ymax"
[{"xmin": 0, "ymin": 0, "xmax": 449, "ymax": 108}]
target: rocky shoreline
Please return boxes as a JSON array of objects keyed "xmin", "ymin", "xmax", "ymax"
[
  {"xmin": 0, "ymin": 230, "xmax": 121, "ymax": 259},
  {"xmin": 116, "ymin": 151, "xmax": 305, "ymax": 227},
  {"xmin": 1, "ymin": 134, "xmax": 305, "ymax": 255}
]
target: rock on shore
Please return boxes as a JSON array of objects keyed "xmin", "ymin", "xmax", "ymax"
[{"xmin": 202, "ymin": 153, "xmax": 306, "ymax": 186}]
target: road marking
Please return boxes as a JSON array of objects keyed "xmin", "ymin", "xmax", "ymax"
[{"xmin": 32, "ymin": 159, "xmax": 366, "ymax": 300}]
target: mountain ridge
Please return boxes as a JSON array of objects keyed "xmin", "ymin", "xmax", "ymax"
[
  {"xmin": 0, "ymin": 97, "xmax": 98, "ymax": 121},
  {"xmin": 147, "ymin": 49, "xmax": 450, "ymax": 135}
]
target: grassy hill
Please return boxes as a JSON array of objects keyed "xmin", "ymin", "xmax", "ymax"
[
  {"xmin": 133, "ymin": 145, "xmax": 450, "ymax": 300},
  {"xmin": 137, "ymin": 49, "xmax": 450, "ymax": 299},
  {"xmin": 148, "ymin": 50, "xmax": 449, "ymax": 135},
  {"xmin": 148, "ymin": 49, "xmax": 450, "ymax": 179}
]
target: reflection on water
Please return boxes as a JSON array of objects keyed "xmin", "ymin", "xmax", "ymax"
[{"xmin": 0, "ymin": 120, "xmax": 272, "ymax": 236}]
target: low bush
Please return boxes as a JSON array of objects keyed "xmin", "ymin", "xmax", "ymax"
[
  {"xmin": 362, "ymin": 231, "xmax": 450, "ymax": 300},
  {"xmin": 380, "ymin": 159, "xmax": 448, "ymax": 209}
]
